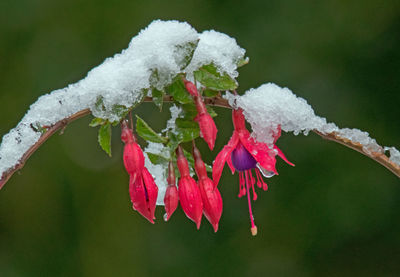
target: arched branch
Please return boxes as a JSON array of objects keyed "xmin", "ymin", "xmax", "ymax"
[{"xmin": 1, "ymin": 95, "xmax": 399, "ymax": 190}]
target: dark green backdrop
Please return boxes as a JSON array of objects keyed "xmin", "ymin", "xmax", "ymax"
[{"xmin": 1, "ymin": 0, "xmax": 399, "ymax": 276}]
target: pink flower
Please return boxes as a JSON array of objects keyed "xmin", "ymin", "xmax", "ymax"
[
  {"xmin": 121, "ymin": 120, "xmax": 158, "ymax": 223},
  {"xmin": 193, "ymin": 143, "xmax": 223, "ymax": 232},
  {"xmin": 176, "ymin": 145, "xmax": 203, "ymax": 229},
  {"xmin": 184, "ymin": 80, "xmax": 218, "ymax": 150},
  {"xmin": 164, "ymin": 161, "xmax": 179, "ymax": 221},
  {"xmin": 212, "ymin": 109, "xmax": 294, "ymax": 235}
]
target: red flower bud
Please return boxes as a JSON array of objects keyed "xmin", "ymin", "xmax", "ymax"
[
  {"xmin": 183, "ymin": 79, "xmax": 218, "ymax": 150},
  {"xmin": 194, "ymin": 110, "xmax": 217, "ymax": 151},
  {"xmin": 129, "ymin": 168, "xmax": 158, "ymax": 223},
  {"xmin": 176, "ymin": 146, "xmax": 203, "ymax": 229},
  {"xmin": 123, "ymin": 142, "xmax": 145, "ymax": 177},
  {"xmin": 121, "ymin": 120, "xmax": 145, "ymax": 178},
  {"xmin": 183, "ymin": 80, "xmax": 198, "ymax": 97},
  {"xmin": 164, "ymin": 161, "xmax": 178, "ymax": 221},
  {"xmin": 193, "ymin": 143, "xmax": 223, "ymax": 232}
]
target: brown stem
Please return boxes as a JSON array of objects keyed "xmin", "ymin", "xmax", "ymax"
[{"xmin": 1, "ymin": 95, "xmax": 399, "ymax": 189}]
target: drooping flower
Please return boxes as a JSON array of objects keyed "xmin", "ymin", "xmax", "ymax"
[
  {"xmin": 121, "ymin": 120, "xmax": 158, "ymax": 223},
  {"xmin": 176, "ymin": 145, "xmax": 203, "ymax": 229},
  {"xmin": 164, "ymin": 161, "xmax": 179, "ymax": 221},
  {"xmin": 193, "ymin": 142, "xmax": 223, "ymax": 232},
  {"xmin": 184, "ymin": 80, "xmax": 218, "ymax": 150},
  {"xmin": 212, "ymin": 108, "xmax": 294, "ymax": 235},
  {"xmin": 129, "ymin": 168, "xmax": 159, "ymax": 223}
]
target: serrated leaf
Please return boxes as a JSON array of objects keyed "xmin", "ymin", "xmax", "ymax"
[
  {"xmin": 89, "ymin": 117, "xmax": 107, "ymax": 127},
  {"xmin": 147, "ymin": 152, "xmax": 169, "ymax": 165},
  {"xmin": 98, "ymin": 123, "xmax": 112, "ymax": 157},
  {"xmin": 203, "ymin": 89, "xmax": 219, "ymax": 97},
  {"xmin": 152, "ymin": 88, "xmax": 164, "ymax": 111},
  {"xmin": 194, "ymin": 64, "xmax": 237, "ymax": 91},
  {"xmin": 166, "ymin": 77, "xmax": 193, "ymax": 104},
  {"xmin": 136, "ymin": 115, "xmax": 168, "ymax": 144}
]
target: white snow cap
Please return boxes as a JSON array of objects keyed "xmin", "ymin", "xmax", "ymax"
[
  {"xmin": 228, "ymin": 83, "xmax": 399, "ymax": 166},
  {"xmin": 0, "ymin": 20, "xmax": 246, "ymax": 177},
  {"xmin": 227, "ymin": 83, "xmax": 338, "ymax": 145}
]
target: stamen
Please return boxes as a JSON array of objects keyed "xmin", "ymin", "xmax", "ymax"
[
  {"xmin": 248, "ymin": 170, "xmax": 257, "ymax": 201},
  {"xmin": 256, "ymin": 168, "xmax": 268, "ymax": 191},
  {"xmin": 245, "ymin": 171, "xmax": 257, "ymax": 236}
]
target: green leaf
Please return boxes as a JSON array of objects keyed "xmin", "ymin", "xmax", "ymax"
[
  {"xmin": 89, "ymin": 117, "xmax": 107, "ymax": 127},
  {"xmin": 175, "ymin": 118, "xmax": 199, "ymax": 129},
  {"xmin": 95, "ymin": 96, "xmax": 106, "ymax": 112},
  {"xmin": 175, "ymin": 40, "xmax": 199, "ymax": 70},
  {"xmin": 203, "ymin": 89, "xmax": 219, "ymax": 97},
  {"xmin": 180, "ymin": 103, "xmax": 217, "ymax": 119},
  {"xmin": 147, "ymin": 152, "xmax": 169, "ymax": 165},
  {"xmin": 167, "ymin": 132, "xmax": 180, "ymax": 154},
  {"xmin": 206, "ymin": 106, "xmax": 217, "ymax": 118},
  {"xmin": 31, "ymin": 123, "xmax": 48, "ymax": 134},
  {"xmin": 237, "ymin": 57, "xmax": 249, "ymax": 68},
  {"xmin": 111, "ymin": 105, "xmax": 130, "ymax": 120},
  {"xmin": 152, "ymin": 88, "xmax": 164, "ymax": 111},
  {"xmin": 98, "ymin": 123, "xmax": 112, "ymax": 157},
  {"xmin": 136, "ymin": 115, "xmax": 168, "ymax": 144},
  {"xmin": 176, "ymin": 127, "xmax": 200, "ymax": 143},
  {"xmin": 166, "ymin": 77, "xmax": 193, "ymax": 104},
  {"xmin": 194, "ymin": 64, "xmax": 237, "ymax": 91}
]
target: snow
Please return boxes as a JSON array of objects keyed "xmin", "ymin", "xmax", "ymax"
[
  {"xmin": 162, "ymin": 105, "xmax": 182, "ymax": 134},
  {"xmin": 0, "ymin": 20, "xmax": 246, "ymax": 178},
  {"xmin": 185, "ymin": 30, "xmax": 246, "ymax": 78},
  {"xmin": 227, "ymin": 83, "xmax": 399, "ymax": 167},
  {"xmin": 143, "ymin": 142, "xmax": 170, "ymax": 205},
  {"xmin": 1, "ymin": 19, "xmax": 398, "ymax": 192},
  {"xmin": 226, "ymin": 83, "xmax": 339, "ymax": 145},
  {"xmin": 384, "ymin": 147, "xmax": 400, "ymax": 165}
]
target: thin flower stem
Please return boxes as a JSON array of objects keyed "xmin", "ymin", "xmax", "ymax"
[{"xmin": 1, "ymin": 95, "xmax": 399, "ymax": 189}]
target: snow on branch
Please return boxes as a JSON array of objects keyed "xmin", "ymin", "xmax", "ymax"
[{"xmin": 0, "ymin": 20, "xmax": 399, "ymax": 190}]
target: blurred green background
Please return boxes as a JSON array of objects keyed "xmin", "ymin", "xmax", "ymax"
[{"xmin": 1, "ymin": 0, "xmax": 400, "ymax": 276}]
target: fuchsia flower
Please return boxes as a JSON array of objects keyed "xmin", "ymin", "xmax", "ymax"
[
  {"xmin": 212, "ymin": 109, "xmax": 294, "ymax": 235},
  {"xmin": 176, "ymin": 145, "xmax": 203, "ymax": 229},
  {"xmin": 184, "ymin": 80, "xmax": 218, "ymax": 150},
  {"xmin": 121, "ymin": 121, "xmax": 158, "ymax": 223},
  {"xmin": 193, "ymin": 143, "xmax": 223, "ymax": 232},
  {"xmin": 163, "ymin": 161, "xmax": 179, "ymax": 221}
]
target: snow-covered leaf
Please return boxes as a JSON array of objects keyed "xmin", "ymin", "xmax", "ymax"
[{"xmin": 194, "ymin": 64, "xmax": 237, "ymax": 91}]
